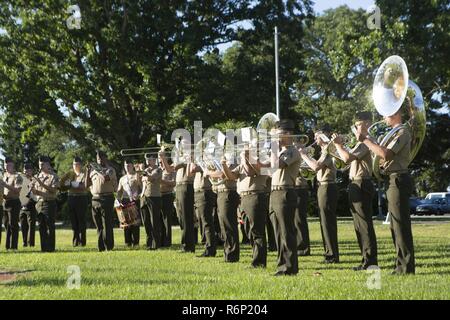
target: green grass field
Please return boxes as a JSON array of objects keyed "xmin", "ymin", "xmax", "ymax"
[{"xmin": 0, "ymin": 220, "xmax": 449, "ymax": 300}]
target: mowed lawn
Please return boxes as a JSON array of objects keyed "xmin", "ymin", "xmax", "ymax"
[{"xmin": 0, "ymin": 221, "xmax": 449, "ymax": 300}]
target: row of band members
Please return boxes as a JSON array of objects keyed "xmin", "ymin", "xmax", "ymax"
[{"xmin": 0, "ymin": 112, "xmax": 415, "ymax": 275}]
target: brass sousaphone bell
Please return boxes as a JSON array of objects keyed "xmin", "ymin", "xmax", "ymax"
[{"xmin": 370, "ymin": 55, "xmax": 426, "ymax": 180}]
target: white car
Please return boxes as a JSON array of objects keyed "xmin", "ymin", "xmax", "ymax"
[{"xmin": 425, "ymin": 192, "xmax": 450, "ymax": 200}]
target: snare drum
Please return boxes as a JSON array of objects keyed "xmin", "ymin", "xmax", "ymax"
[{"xmin": 115, "ymin": 201, "xmax": 140, "ymax": 228}]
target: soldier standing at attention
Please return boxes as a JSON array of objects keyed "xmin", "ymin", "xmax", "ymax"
[{"xmin": 86, "ymin": 150, "xmax": 117, "ymax": 252}]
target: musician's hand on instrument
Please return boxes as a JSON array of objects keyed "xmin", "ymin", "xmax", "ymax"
[
  {"xmin": 356, "ymin": 131, "xmax": 367, "ymax": 142},
  {"xmin": 298, "ymin": 147, "xmax": 307, "ymax": 155},
  {"xmin": 357, "ymin": 124, "xmax": 369, "ymax": 138},
  {"xmin": 220, "ymin": 157, "xmax": 227, "ymax": 166},
  {"xmin": 332, "ymin": 133, "xmax": 344, "ymax": 145}
]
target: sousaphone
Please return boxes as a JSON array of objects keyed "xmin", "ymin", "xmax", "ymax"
[{"xmin": 371, "ymin": 55, "xmax": 426, "ymax": 180}]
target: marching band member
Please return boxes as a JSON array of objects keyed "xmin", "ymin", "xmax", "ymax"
[
  {"xmin": 117, "ymin": 159, "xmax": 142, "ymax": 247},
  {"xmin": 332, "ymin": 111, "xmax": 378, "ymax": 270},
  {"xmin": 264, "ymin": 120, "xmax": 301, "ymax": 276},
  {"xmin": 86, "ymin": 150, "xmax": 117, "ymax": 252},
  {"xmin": 160, "ymin": 158, "xmax": 176, "ymax": 247},
  {"xmin": 20, "ymin": 163, "xmax": 37, "ymax": 247},
  {"xmin": 60, "ymin": 156, "xmax": 89, "ymax": 247},
  {"xmin": 159, "ymin": 140, "xmax": 196, "ymax": 253},
  {"xmin": 211, "ymin": 156, "xmax": 240, "ymax": 263},
  {"xmin": 222, "ymin": 146, "xmax": 269, "ymax": 268},
  {"xmin": 300, "ymin": 125, "xmax": 339, "ymax": 264},
  {"xmin": 357, "ymin": 108, "xmax": 415, "ymax": 274},
  {"xmin": 1, "ymin": 157, "xmax": 23, "ymax": 250},
  {"xmin": 140, "ymin": 154, "xmax": 162, "ymax": 250},
  {"xmin": 32, "ymin": 156, "xmax": 59, "ymax": 252},
  {"xmin": 192, "ymin": 165, "xmax": 216, "ymax": 257}
]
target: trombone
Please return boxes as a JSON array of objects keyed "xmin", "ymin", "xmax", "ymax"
[{"xmin": 120, "ymin": 142, "xmax": 177, "ymax": 157}]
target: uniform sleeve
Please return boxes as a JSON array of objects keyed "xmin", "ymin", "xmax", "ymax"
[
  {"xmin": 386, "ymin": 129, "xmax": 411, "ymax": 154},
  {"xmin": 351, "ymin": 143, "xmax": 369, "ymax": 160},
  {"xmin": 317, "ymin": 150, "xmax": 328, "ymax": 163}
]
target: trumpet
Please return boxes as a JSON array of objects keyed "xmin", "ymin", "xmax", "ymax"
[
  {"xmin": 327, "ymin": 131, "xmax": 359, "ymax": 171},
  {"xmin": 298, "ymin": 146, "xmax": 316, "ymax": 180},
  {"xmin": 26, "ymin": 170, "xmax": 42, "ymax": 199}
]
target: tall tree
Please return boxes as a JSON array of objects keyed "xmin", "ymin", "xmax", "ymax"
[{"xmin": 0, "ymin": 0, "xmax": 313, "ymax": 160}]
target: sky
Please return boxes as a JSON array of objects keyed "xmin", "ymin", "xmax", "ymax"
[
  {"xmin": 313, "ymin": 0, "xmax": 376, "ymax": 13},
  {"xmin": 216, "ymin": 0, "xmax": 377, "ymax": 52}
]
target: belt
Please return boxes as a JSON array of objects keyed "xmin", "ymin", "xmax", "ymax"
[
  {"xmin": 161, "ymin": 191, "xmax": 174, "ymax": 196},
  {"xmin": 217, "ymin": 189, "xmax": 237, "ymax": 193},
  {"xmin": 68, "ymin": 193, "xmax": 89, "ymax": 197},
  {"xmin": 240, "ymin": 190, "xmax": 265, "ymax": 196},
  {"xmin": 194, "ymin": 188, "xmax": 212, "ymax": 193},
  {"xmin": 92, "ymin": 193, "xmax": 114, "ymax": 199},
  {"xmin": 350, "ymin": 177, "xmax": 372, "ymax": 181},
  {"xmin": 295, "ymin": 186, "xmax": 309, "ymax": 190},
  {"xmin": 176, "ymin": 182, "xmax": 193, "ymax": 186},
  {"xmin": 271, "ymin": 186, "xmax": 294, "ymax": 191},
  {"xmin": 317, "ymin": 181, "xmax": 336, "ymax": 186}
]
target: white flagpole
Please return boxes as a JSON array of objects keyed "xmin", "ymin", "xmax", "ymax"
[{"xmin": 274, "ymin": 26, "xmax": 280, "ymax": 119}]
